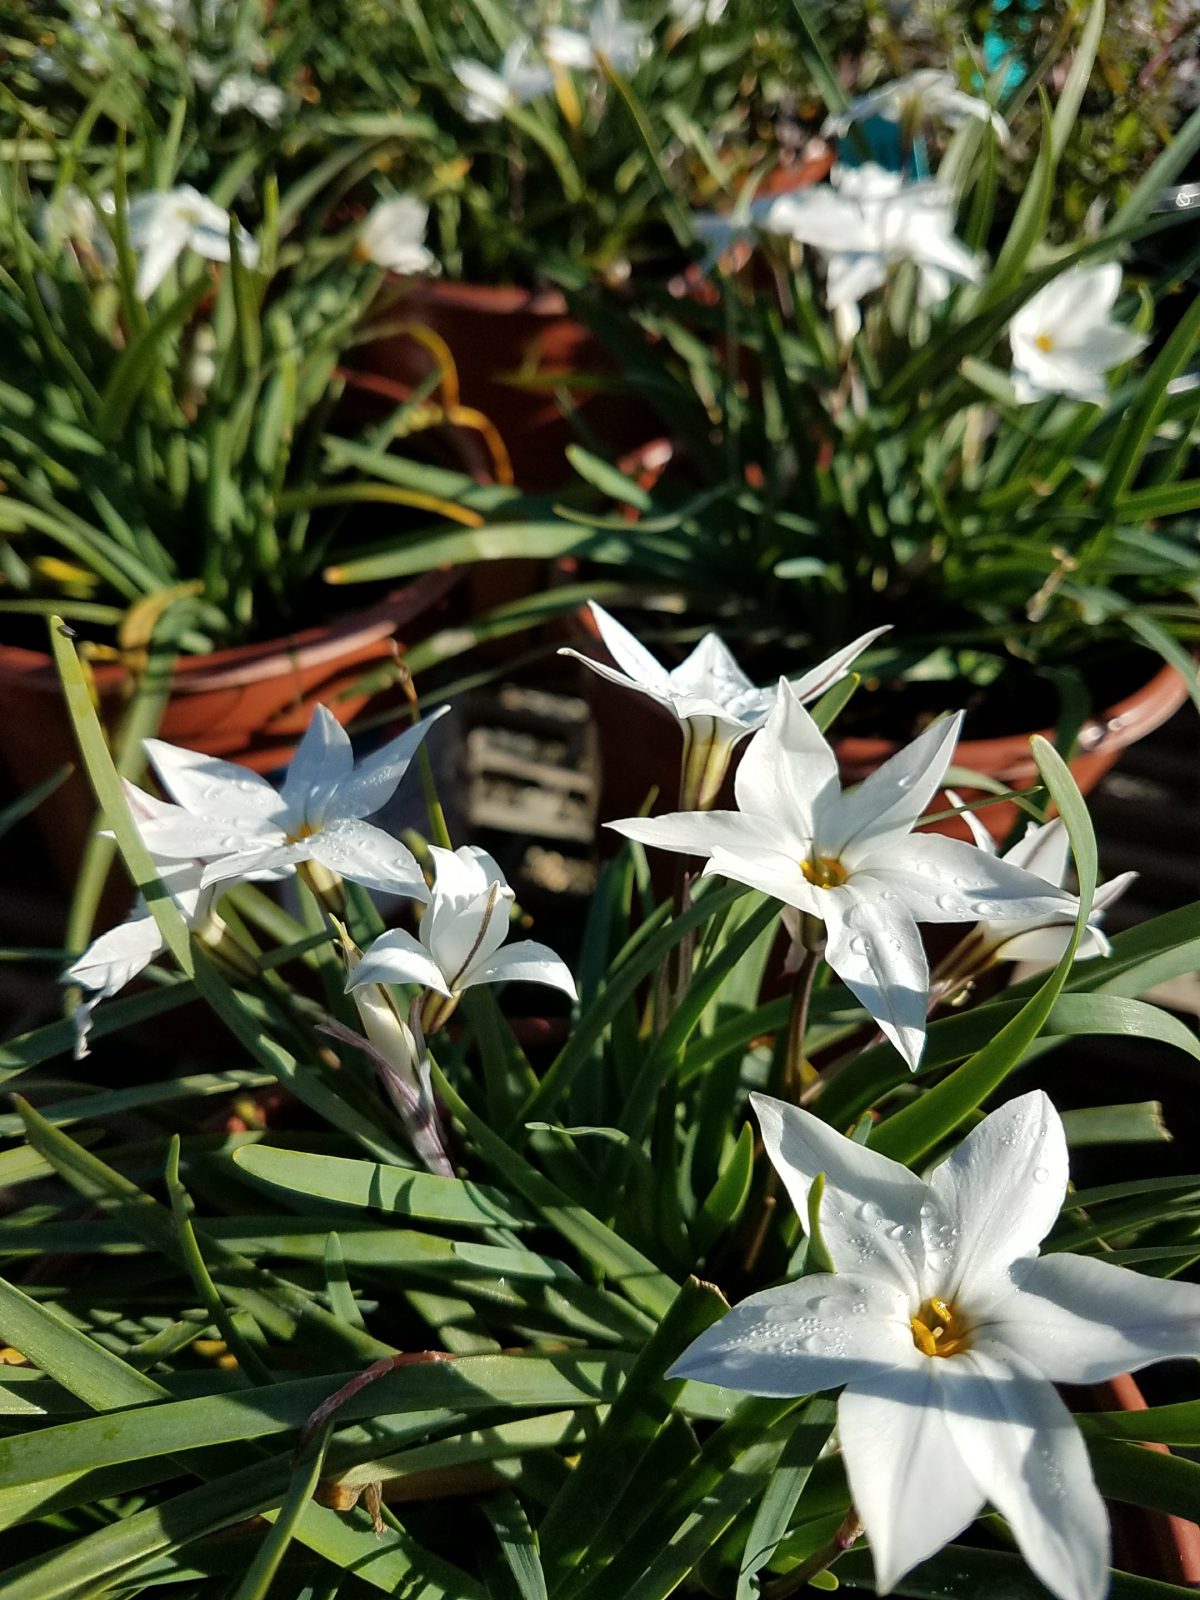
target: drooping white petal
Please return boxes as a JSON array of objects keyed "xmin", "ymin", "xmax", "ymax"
[
  {"xmin": 860, "ymin": 833, "xmax": 1077, "ymax": 924},
  {"xmin": 825, "ymin": 249, "xmax": 888, "ymax": 308},
  {"xmin": 942, "ymin": 1349, "xmax": 1110, "ymax": 1600},
  {"xmin": 732, "ymin": 685, "xmax": 840, "ymax": 843},
  {"xmin": 280, "ymin": 704, "xmax": 355, "ymax": 821},
  {"xmin": 668, "ymin": 1272, "xmax": 916, "ymax": 1395},
  {"xmin": 324, "ymin": 706, "xmax": 449, "ymax": 822},
  {"xmin": 307, "ymin": 819, "xmax": 429, "ymax": 897},
  {"xmin": 821, "ymin": 882, "xmax": 930, "ymax": 1070},
  {"xmin": 465, "ymin": 940, "xmax": 579, "ymax": 999},
  {"xmin": 752, "ymin": 1091, "xmax": 926, "ymax": 1297},
  {"xmin": 130, "ymin": 208, "xmax": 192, "ymax": 299},
  {"xmin": 349, "ymin": 928, "xmax": 452, "ymax": 997},
  {"xmin": 991, "ymin": 924, "xmax": 1109, "ymax": 964},
  {"xmin": 558, "ymin": 650, "xmax": 677, "ymax": 718},
  {"xmin": 825, "ymin": 712, "xmax": 963, "ymax": 859},
  {"xmin": 66, "ymin": 912, "xmax": 166, "ymax": 1000},
  {"xmin": 925, "ymin": 1090, "xmax": 1067, "ymax": 1302},
  {"xmin": 358, "ymin": 196, "xmax": 437, "ymax": 274},
  {"xmin": 606, "ymin": 809, "xmax": 772, "ymax": 860},
  {"xmin": 143, "ymin": 739, "xmax": 286, "ymax": 826},
  {"xmin": 981, "ymin": 1252, "xmax": 1200, "ymax": 1384},
  {"xmin": 839, "ymin": 1362, "xmax": 985, "ymax": 1594}
]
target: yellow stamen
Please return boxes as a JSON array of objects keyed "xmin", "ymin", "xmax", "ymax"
[
  {"xmin": 286, "ymin": 820, "xmax": 318, "ymax": 845},
  {"xmin": 910, "ymin": 1298, "xmax": 971, "ymax": 1358},
  {"xmin": 800, "ymin": 856, "xmax": 848, "ymax": 889},
  {"xmin": 1034, "ymin": 332, "xmax": 1055, "ymax": 353}
]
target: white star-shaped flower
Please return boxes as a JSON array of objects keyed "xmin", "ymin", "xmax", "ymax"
[
  {"xmin": 561, "ymin": 602, "xmax": 888, "ymax": 808},
  {"xmin": 1009, "ymin": 264, "xmax": 1149, "ymax": 405},
  {"xmin": 672, "ymin": 1090, "xmax": 1200, "ymax": 1600},
  {"xmin": 211, "ymin": 73, "xmax": 287, "ymax": 124},
  {"xmin": 764, "ymin": 163, "xmax": 980, "ymax": 316},
  {"xmin": 824, "ymin": 69, "xmax": 1008, "ymax": 142},
  {"xmin": 610, "ymin": 682, "xmax": 1075, "ymax": 1068},
  {"xmin": 126, "ymin": 186, "xmax": 259, "ymax": 300},
  {"xmin": 451, "ymin": 39, "xmax": 554, "ymax": 122},
  {"xmin": 348, "ymin": 844, "xmax": 576, "ymax": 1029},
  {"xmin": 356, "ymin": 196, "xmax": 438, "ymax": 275},
  {"xmin": 134, "ymin": 703, "xmax": 447, "ymax": 897},
  {"xmin": 543, "ymin": 0, "xmax": 649, "ymax": 75}
]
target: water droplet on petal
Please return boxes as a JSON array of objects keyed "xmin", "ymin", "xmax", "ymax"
[
  {"xmin": 1033, "ymin": 1166, "xmax": 1049, "ymax": 1184},
  {"xmin": 856, "ymin": 1200, "xmax": 884, "ymax": 1225},
  {"xmin": 935, "ymin": 893, "xmax": 959, "ymax": 912},
  {"xmin": 849, "ymin": 935, "xmax": 870, "ymax": 956}
]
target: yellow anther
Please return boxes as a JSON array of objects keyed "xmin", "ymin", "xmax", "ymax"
[
  {"xmin": 285, "ymin": 820, "xmax": 318, "ymax": 845},
  {"xmin": 1034, "ymin": 332, "xmax": 1055, "ymax": 352},
  {"xmin": 800, "ymin": 856, "xmax": 849, "ymax": 889},
  {"xmin": 910, "ymin": 1298, "xmax": 971, "ymax": 1359}
]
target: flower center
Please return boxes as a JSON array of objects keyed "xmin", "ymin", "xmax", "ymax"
[
  {"xmin": 800, "ymin": 856, "xmax": 848, "ymax": 889},
  {"xmin": 1034, "ymin": 332, "xmax": 1055, "ymax": 353},
  {"xmin": 285, "ymin": 820, "xmax": 318, "ymax": 845},
  {"xmin": 910, "ymin": 1297, "xmax": 971, "ymax": 1359}
]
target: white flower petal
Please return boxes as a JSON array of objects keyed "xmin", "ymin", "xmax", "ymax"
[
  {"xmin": 143, "ymin": 739, "xmax": 287, "ymax": 826},
  {"xmin": 201, "ymin": 844, "xmax": 302, "ymax": 890},
  {"xmin": 752, "ymin": 1092, "xmax": 927, "ymax": 1297},
  {"xmin": 824, "ymin": 249, "xmax": 888, "ymax": 308},
  {"xmin": 669, "ymin": 632, "xmax": 755, "ymax": 703},
  {"xmin": 861, "ymin": 834, "xmax": 1077, "ymax": 924},
  {"xmin": 733, "ymin": 685, "xmax": 840, "ymax": 843},
  {"xmin": 927, "ymin": 1090, "xmax": 1067, "ymax": 1302},
  {"xmin": 559, "ymin": 649, "xmax": 678, "ymax": 720},
  {"xmin": 606, "ymin": 810, "xmax": 772, "ymax": 860},
  {"xmin": 1003, "ymin": 819, "xmax": 1070, "ymax": 884},
  {"xmin": 822, "ymin": 883, "xmax": 930, "ymax": 1070},
  {"xmin": 465, "ymin": 940, "xmax": 578, "ymax": 1000},
  {"xmin": 431, "ymin": 885, "xmax": 514, "ymax": 987},
  {"xmin": 982, "ymin": 1252, "xmax": 1200, "ymax": 1384},
  {"xmin": 787, "ymin": 626, "xmax": 891, "ymax": 703},
  {"xmin": 308, "ymin": 819, "xmax": 429, "ymax": 896},
  {"xmin": 826, "ymin": 712, "xmax": 963, "ymax": 859},
  {"xmin": 668, "ymin": 1272, "xmax": 916, "ymax": 1394},
  {"xmin": 136, "ymin": 812, "xmax": 266, "ymax": 861},
  {"xmin": 66, "ymin": 912, "xmax": 165, "ymax": 998},
  {"xmin": 280, "ymin": 704, "xmax": 354, "ymax": 821},
  {"xmin": 350, "ymin": 929, "xmax": 452, "ymax": 997},
  {"xmin": 839, "ymin": 1362, "xmax": 985, "ymax": 1593},
  {"xmin": 583, "ymin": 601, "xmax": 672, "ymax": 691},
  {"xmin": 703, "ymin": 845, "xmax": 824, "ymax": 916},
  {"xmin": 131, "ymin": 210, "xmax": 192, "ymax": 299},
  {"xmin": 764, "ymin": 188, "xmax": 876, "ymax": 255},
  {"xmin": 324, "ymin": 706, "xmax": 449, "ymax": 822},
  {"xmin": 943, "ymin": 1349, "xmax": 1109, "ymax": 1600}
]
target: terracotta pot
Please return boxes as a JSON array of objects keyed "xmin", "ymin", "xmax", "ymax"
[
  {"xmin": 347, "ymin": 280, "xmax": 657, "ymax": 493},
  {"xmin": 569, "ymin": 602, "xmax": 1190, "ymax": 844},
  {"xmin": 0, "ymin": 568, "xmax": 459, "ymax": 886},
  {"xmin": 1077, "ymin": 1373, "xmax": 1200, "ymax": 1585}
]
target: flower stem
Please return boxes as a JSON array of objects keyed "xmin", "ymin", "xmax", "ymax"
[
  {"xmin": 782, "ymin": 940, "xmax": 822, "ymax": 1103},
  {"xmin": 399, "ymin": 657, "xmax": 453, "ymax": 850},
  {"xmin": 763, "ymin": 1510, "xmax": 863, "ymax": 1598}
]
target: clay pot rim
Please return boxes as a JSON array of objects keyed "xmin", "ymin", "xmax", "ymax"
[
  {"xmin": 384, "ymin": 277, "xmax": 570, "ymax": 319},
  {"xmin": 0, "ymin": 568, "xmax": 459, "ymax": 696},
  {"xmin": 835, "ymin": 657, "xmax": 1189, "ymax": 779}
]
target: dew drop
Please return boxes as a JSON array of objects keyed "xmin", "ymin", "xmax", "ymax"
[
  {"xmin": 856, "ymin": 1200, "xmax": 884, "ymax": 1225},
  {"xmin": 1032, "ymin": 1165, "xmax": 1049, "ymax": 1184},
  {"xmin": 849, "ymin": 935, "xmax": 870, "ymax": 955},
  {"xmin": 935, "ymin": 893, "xmax": 958, "ymax": 912}
]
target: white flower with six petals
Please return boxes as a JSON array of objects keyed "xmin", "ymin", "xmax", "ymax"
[
  {"xmin": 126, "ymin": 186, "xmax": 258, "ymax": 300},
  {"xmin": 134, "ymin": 703, "xmax": 447, "ymax": 897},
  {"xmin": 561, "ymin": 602, "xmax": 888, "ymax": 808},
  {"xmin": 1009, "ymin": 264, "xmax": 1149, "ymax": 405},
  {"xmin": 348, "ymin": 845, "xmax": 577, "ymax": 1029},
  {"xmin": 357, "ymin": 197, "xmax": 438, "ymax": 276},
  {"xmin": 609, "ymin": 682, "xmax": 1075, "ymax": 1067},
  {"xmin": 671, "ymin": 1090, "xmax": 1200, "ymax": 1600},
  {"xmin": 764, "ymin": 163, "xmax": 980, "ymax": 319}
]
